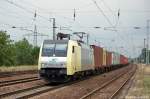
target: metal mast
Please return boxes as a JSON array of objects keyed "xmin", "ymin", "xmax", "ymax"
[
  {"xmin": 33, "ymin": 25, "xmax": 37, "ymax": 46},
  {"xmin": 146, "ymin": 20, "xmax": 150, "ymax": 65},
  {"xmin": 33, "ymin": 10, "xmax": 37, "ymax": 46},
  {"xmin": 144, "ymin": 38, "xmax": 146, "ymax": 49},
  {"xmin": 50, "ymin": 18, "xmax": 56, "ymax": 40}
]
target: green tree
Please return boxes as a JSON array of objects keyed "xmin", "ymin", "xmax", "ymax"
[
  {"xmin": 0, "ymin": 31, "xmax": 40, "ymax": 66},
  {"xmin": 31, "ymin": 46, "xmax": 40, "ymax": 64},
  {"xmin": 0, "ymin": 31, "xmax": 15, "ymax": 66},
  {"xmin": 14, "ymin": 38, "xmax": 33, "ymax": 65}
]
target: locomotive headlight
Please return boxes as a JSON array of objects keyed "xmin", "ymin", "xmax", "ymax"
[
  {"xmin": 41, "ymin": 63, "xmax": 45, "ymax": 67},
  {"xmin": 60, "ymin": 62, "xmax": 66, "ymax": 67}
]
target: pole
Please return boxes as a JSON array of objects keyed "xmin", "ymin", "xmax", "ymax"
[
  {"xmin": 33, "ymin": 10, "xmax": 37, "ymax": 46},
  {"xmin": 144, "ymin": 38, "xmax": 146, "ymax": 49},
  {"xmin": 144, "ymin": 38, "xmax": 146, "ymax": 63},
  {"xmin": 33, "ymin": 25, "xmax": 37, "ymax": 47},
  {"xmin": 50, "ymin": 18, "xmax": 56, "ymax": 40},
  {"xmin": 87, "ymin": 34, "xmax": 89, "ymax": 44},
  {"xmin": 146, "ymin": 20, "xmax": 150, "ymax": 65}
]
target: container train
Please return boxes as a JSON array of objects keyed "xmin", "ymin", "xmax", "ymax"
[{"xmin": 38, "ymin": 39, "xmax": 129, "ymax": 82}]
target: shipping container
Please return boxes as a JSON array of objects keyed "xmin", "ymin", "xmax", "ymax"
[
  {"xmin": 103, "ymin": 49, "xmax": 107, "ymax": 66},
  {"xmin": 91, "ymin": 45, "xmax": 103, "ymax": 69},
  {"xmin": 120, "ymin": 55, "xmax": 128, "ymax": 64},
  {"xmin": 125, "ymin": 57, "xmax": 128, "ymax": 64},
  {"xmin": 116, "ymin": 53, "xmax": 120, "ymax": 64},
  {"xmin": 106, "ymin": 51, "xmax": 112, "ymax": 66},
  {"xmin": 120, "ymin": 55, "xmax": 124, "ymax": 64},
  {"xmin": 112, "ymin": 52, "xmax": 120, "ymax": 65}
]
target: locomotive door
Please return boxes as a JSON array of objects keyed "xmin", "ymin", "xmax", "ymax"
[
  {"xmin": 71, "ymin": 46, "xmax": 76, "ymax": 72},
  {"xmin": 74, "ymin": 46, "xmax": 81, "ymax": 72},
  {"xmin": 72, "ymin": 46, "xmax": 80, "ymax": 72}
]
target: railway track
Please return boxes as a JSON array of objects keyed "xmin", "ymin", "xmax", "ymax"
[
  {"xmin": 0, "ymin": 65, "xmax": 134, "ymax": 99},
  {"xmin": 0, "ymin": 76, "xmax": 89, "ymax": 99},
  {"xmin": 1, "ymin": 70, "xmax": 106, "ymax": 99},
  {"xmin": 80, "ymin": 65, "xmax": 136, "ymax": 99},
  {"xmin": 0, "ymin": 84, "xmax": 46, "ymax": 98},
  {"xmin": 0, "ymin": 70, "xmax": 38, "ymax": 78},
  {"xmin": 0, "ymin": 76, "xmax": 40, "ymax": 87},
  {"xmin": 109, "ymin": 66, "xmax": 137, "ymax": 99}
]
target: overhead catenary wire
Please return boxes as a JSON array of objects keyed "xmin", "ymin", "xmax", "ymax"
[
  {"xmin": 17, "ymin": 0, "xmax": 87, "ymax": 29},
  {"xmin": 90, "ymin": 4, "xmax": 124, "ymax": 53},
  {"xmin": 0, "ymin": 5, "xmax": 36, "ymax": 24},
  {"xmin": 99, "ymin": 0, "xmax": 119, "ymax": 27},
  {"xmin": 1, "ymin": 0, "xmax": 53, "ymax": 29},
  {"xmin": 91, "ymin": 0, "xmax": 116, "ymax": 29},
  {"xmin": 90, "ymin": 0, "xmax": 126, "ymax": 50},
  {"xmin": 1, "ymin": 23, "xmax": 48, "ymax": 36},
  {"xmin": 19, "ymin": 0, "xmax": 101, "ymax": 32},
  {"xmin": 3, "ymin": 0, "xmax": 50, "ymax": 22},
  {"xmin": 18, "ymin": 0, "xmax": 150, "ymax": 14},
  {"xmin": 91, "ymin": 0, "xmax": 133, "ymax": 56},
  {"xmin": 2, "ymin": 0, "xmax": 71, "ymax": 36}
]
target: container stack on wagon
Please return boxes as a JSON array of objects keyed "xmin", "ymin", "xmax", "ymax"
[
  {"xmin": 90, "ymin": 45, "xmax": 128, "ymax": 71},
  {"xmin": 102, "ymin": 49, "xmax": 107, "ymax": 66},
  {"xmin": 112, "ymin": 52, "xmax": 120, "ymax": 65},
  {"xmin": 120, "ymin": 55, "xmax": 128, "ymax": 65},
  {"xmin": 91, "ymin": 45, "xmax": 103, "ymax": 73},
  {"xmin": 90, "ymin": 44, "xmax": 129, "ymax": 71},
  {"xmin": 106, "ymin": 51, "xmax": 112, "ymax": 66}
]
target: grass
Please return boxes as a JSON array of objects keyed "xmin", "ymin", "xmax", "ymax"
[
  {"xmin": 0, "ymin": 65, "xmax": 38, "ymax": 72},
  {"xmin": 125, "ymin": 64, "xmax": 150, "ymax": 99},
  {"xmin": 143, "ymin": 66, "xmax": 150, "ymax": 96},
  {"xmin": 143, "ymin": 76, "xmax": 150, "ymax": 94}
]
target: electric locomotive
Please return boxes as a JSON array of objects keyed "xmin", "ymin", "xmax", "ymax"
[{"xmin": 38, "ymin": 39, "xmax": 94, "ymax": 82}]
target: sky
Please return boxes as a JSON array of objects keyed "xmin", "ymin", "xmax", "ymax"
[{"xmin": 0, "ymin": 0, "xmax": 150, "ymax": 58}]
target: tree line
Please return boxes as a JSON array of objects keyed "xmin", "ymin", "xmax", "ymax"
[
  {"xmin": 0, "ymin": 31, "xmax": 40, "ymax": 66},
  {"xmin": 137, "ymin": 48, "xmax": 150, "ymax": 63}
]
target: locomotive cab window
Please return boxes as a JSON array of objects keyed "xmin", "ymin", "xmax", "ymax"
[
  {"xmin": 55, "ymin": 44, "xmax": 67, "ymax": 57},
  {"xmin": 42, "ymin": 42, "xmax": 68, "ymax": 57},
  {"xmin": 42, "ymin": 44, "xmax": 55, "ymax": 57}
]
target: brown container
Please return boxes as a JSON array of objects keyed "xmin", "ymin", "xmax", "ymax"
[
  {"xmin": 106, "ymin": 51, "xmax": 112, "ymax": 66},
  {"xmin": 91, "ymin": 45, "xmax": 103, "ymax": 69},
  {"xmin": 120, "ymin": 55, "xmax": 128, "ymax": 64},
  {"xmin": 103, "ymin": 49, "xmax": 106, "ymax": 66}
]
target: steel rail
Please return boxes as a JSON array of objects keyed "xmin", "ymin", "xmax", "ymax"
[
  {"xmin": 0, "ymin": 84, "xmax": 46, "ymax": 98},
  {"xmin": 0, "ymin": 74, "xmax": 91, "ymax": 99},
  {"xmin": 0, "ymin": 77, "xmax": 39, "ymax": 87},
  {"xmin": 80, "ymin": 66, "xmax": 135, "ymax": 99},
  {"xmin": 0, "ymin": 70, "xmax": 38, "ymax": 78},
  {"xmin": 16, "ymin": 77, "xmax": 92, "ymax": 99},
  {"xmin": 109, "ymin": 66, "xmax": 137, "ymax": 99}
]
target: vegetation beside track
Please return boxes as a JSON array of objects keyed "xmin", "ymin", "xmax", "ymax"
[
  {"xmin": 144, "ymin": 76, "xmax": 150, "ymax": 94},
  {"xmin": 124, "ymin": 64, "xmax": 150, "ymax": 99},
  {"xmin": 0, "ymin": 65, "xmax": 38, "ymax": 72},
  {"xmin": 0, "ymin": 31, "xmax": 40, "ymax": 67},
  {"xmin": 143, "ymin": 66, "xmax": 150, "ymax": 95}
]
